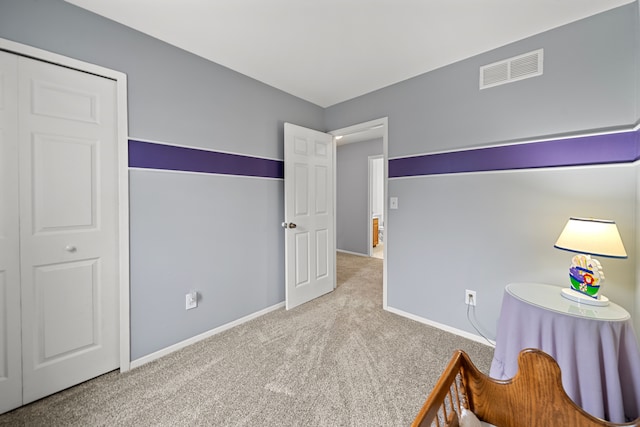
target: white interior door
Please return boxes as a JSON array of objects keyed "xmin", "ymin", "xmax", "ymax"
[
  {"xmin": 18, "ymin": 56, "xmax": 119, "ymax": 404},
  {"xmin": 283, "ymin": 123, "xmax": 335, "ymax": 310},
  {"xmin": 0, "ymin": 50, "xmax": 22, "ymax": 414}
]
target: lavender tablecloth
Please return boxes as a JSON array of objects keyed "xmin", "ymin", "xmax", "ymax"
[{"xmin": 490, "ymin": 283, "xmax": 640, "ymax": 423}]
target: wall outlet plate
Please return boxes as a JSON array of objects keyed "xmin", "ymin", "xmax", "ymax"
[
  {"xmin": 186, "ymin": 291, "xmax": 197, "ymax": 310},
  {"xmin": 465, "ymin": 289, "xmax": 476, "ymax": 306}
]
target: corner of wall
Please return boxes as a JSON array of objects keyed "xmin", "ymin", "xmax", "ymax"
[
  {"xmin": 636, "ymin": 0, "xmax": 640, "ymax": 122},
  {"xmin": 634, "ymin": 0, "xmax": 640, "ymax": 330},
  {"xmin": 636, "ymin": 160, "xmax": 640, "ymax": 334}
]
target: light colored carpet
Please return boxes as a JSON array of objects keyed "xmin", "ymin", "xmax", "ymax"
[{"xmin": 0, "ymin": 252, "xmax": 494, "ymax": 426}]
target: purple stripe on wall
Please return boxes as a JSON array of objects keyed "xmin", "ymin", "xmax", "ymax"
[
  {"xmin": 129, "ymin": 140, "xmax": 284, "ymax": 179},
  {"xmin": 389, "ymin": 130, "xmax": 640, "ymax": 178}
]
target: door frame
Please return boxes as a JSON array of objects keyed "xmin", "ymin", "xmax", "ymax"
[
  {"xmin": 368, "ymin": 155, "xmax": 384, "ymax": 257},
  {"xmin": 329, "ymin": 117, "xmax": 388, "ymax": 309},
  {"xmin": 0, "ymin": 38, "xmax": 131, "ymax": 372}
]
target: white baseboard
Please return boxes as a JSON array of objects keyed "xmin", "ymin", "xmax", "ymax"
[
  {"xmin": 130, "ymin": 302, "xmax": 285, "ymax": 369},
  {"xmin": 385, "ymin": 305, "xmax": 495, "ymax": 348},
  {"xmin": 337, "ymin": 249, "xmax": 369, "ymax": 257}
]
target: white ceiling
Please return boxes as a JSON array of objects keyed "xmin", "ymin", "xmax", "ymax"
[{"xmin": 66, "ymin": 0, "xmax": 632, "ymax": 108}]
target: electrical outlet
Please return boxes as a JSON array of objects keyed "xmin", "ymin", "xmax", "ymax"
[
  {"xmin": 186, "ymin": 291, "xmax": 198, "ymax": 310},
  {"xmin": 465, "ymin": 289, "xmax": 476, "ymax": 306}
]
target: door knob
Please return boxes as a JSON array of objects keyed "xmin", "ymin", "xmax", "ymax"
[{"xmin": 281, "ymin": 222, "xmax": 297, "ymax": 229}]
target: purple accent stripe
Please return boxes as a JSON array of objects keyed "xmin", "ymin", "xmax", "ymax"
[
  {"xmin": 389, "ymin": 130, "xmax": 640, "ymax": 178},
  {"xmin": 129, "ymin": 140, "xmax": 284, "ymax": 179}
]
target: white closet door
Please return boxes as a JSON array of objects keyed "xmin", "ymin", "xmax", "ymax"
[
  {"xmin": 18, "ymin": 56, "xmax": 119, "ymax": 404},
  {"xmin": 0, "ymin": 51, "xmax": 22, "ymax": 414}
]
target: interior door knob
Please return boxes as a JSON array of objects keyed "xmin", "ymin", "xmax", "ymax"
[
  {"xmin": 281, "ymin": 222, "xmax": 297, "ymax": 229},
  {"xmin": 288, "ymin": 223, "xmax": 297, "ymax": 229}
]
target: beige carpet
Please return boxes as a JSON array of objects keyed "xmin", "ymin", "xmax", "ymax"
[{"xmin": 0, "ymin": 252, "xmax": 494, "ymax": 426}]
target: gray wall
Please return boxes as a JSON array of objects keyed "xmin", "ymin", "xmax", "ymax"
[
  {"xmin": 326, "ymin": 3, "xmax": 640, "ymax": 337},
  {"xmin": 2, "ymin": 0, "xmax": 639, "ymax": 359},
  {"xmin": 326, "ymin": 7, "xmax": 638, "ymax": 156},
  {"xmin": 336, "ymin": 139, "xmax": 383, "ymax": 254},
  {"xmin": 0, "ymin": 0, "xmax": 324, "ymax": 359}
]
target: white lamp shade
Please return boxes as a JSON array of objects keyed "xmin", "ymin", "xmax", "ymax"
[{"xmin": 554, "ymin": 217, "xmax": 627, "ymax": 258}]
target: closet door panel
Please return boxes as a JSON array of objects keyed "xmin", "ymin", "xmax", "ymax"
[
  {"xmin": 0, "ymin": 51, "xmax": 22, "ymax": 414},
  {"xmin": 18, "ymin": 56, "xmax": 119, "ymax": 404},
  {"xmin": 32, "ymin": 133, "xmax": 96, "ymax": 232},
  {"xmin": 34, "ymin": 260, "xmax": 98, "ymax": 359}
]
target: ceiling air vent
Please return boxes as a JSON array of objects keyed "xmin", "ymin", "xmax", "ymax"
[{"xmin": 480, "ymin": 49, "xmax": 543, "ymax": 90}]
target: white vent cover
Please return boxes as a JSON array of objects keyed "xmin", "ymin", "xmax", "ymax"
[{"xmin": 480, "ymin": 49, "xmax": 543, "ymax": 89}]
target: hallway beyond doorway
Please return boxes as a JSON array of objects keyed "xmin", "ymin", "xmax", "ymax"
[{"xmin": 372, "ymin": 242, "xmax": 384, "ymax": 259}]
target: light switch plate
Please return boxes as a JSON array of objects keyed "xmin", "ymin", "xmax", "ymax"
[{"xmin": 390, "ymin": 197, "xmax": 398, "ymax": 209}]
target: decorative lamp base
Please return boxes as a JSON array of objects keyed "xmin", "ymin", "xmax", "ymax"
[{"xmin": 561, "ymin": 287, "xmax": 609, "ymax": 306}]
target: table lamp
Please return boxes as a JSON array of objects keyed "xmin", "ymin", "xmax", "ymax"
[{"xmin": 554, "ymin": 217, "xmax": 627, "ymax": 306}]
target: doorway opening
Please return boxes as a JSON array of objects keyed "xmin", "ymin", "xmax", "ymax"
[
  {"xmin": 331, "ymin": 117, "xmax": 388, "ymax": 308},
  {"xmin": 369, "ymin": 155, "xmax": 384, "ymax": 260}
]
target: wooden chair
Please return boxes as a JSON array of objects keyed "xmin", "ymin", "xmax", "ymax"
[{"xmin": 411, "ymin": 348, "xmax": 640, "ymax": 427}]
